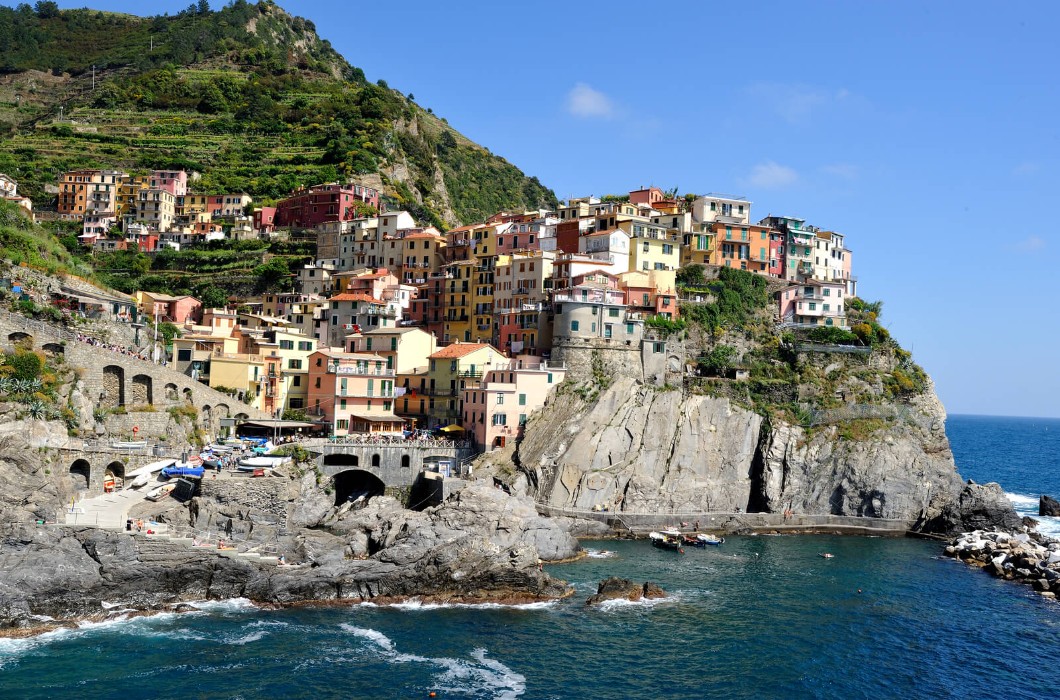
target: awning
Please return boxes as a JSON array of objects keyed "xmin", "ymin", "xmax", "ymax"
[
  {"xmin": 240, "ymin": 419, "xmax": 318, "ymax": 429},
  {"xmin": 349, "ymin": 414, "xmax": 407, "ymax": 423},
  {"xmin": 439, "ymin": 424, "xmax": 465, "ymax": 432}
]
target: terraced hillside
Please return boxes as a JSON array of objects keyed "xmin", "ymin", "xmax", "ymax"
[{"xmin": 0, "ymin": 1, "xmax": 557, "ymax": 226}]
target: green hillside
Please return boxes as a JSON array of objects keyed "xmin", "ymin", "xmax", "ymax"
[{"xmin": 0, "ymin": 1, "xmax": 557, "ymax": 226}]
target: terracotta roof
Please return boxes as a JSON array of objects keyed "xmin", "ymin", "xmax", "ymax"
[
  {"xmin": 328, "ymin": 293, "xmax": 383, "ymax": 303},
  {"xmin": 429, "ymin": 342, "xmax": 500, "ymax": 360}
]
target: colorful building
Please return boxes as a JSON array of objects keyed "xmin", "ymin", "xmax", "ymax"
[
  {"xmin": 776, "ymin": 280, "xmax": 848, "ymax": 328},
  {"xmin": 275, "ymin": 183, "xmax": 380, "ymax": 229},
  {"xmin": 425, "ymin": 342, "xmax": 505, "ymax": 429},
  {"xmin": 462, "ymin": 357, "xmax": 566, "ymax": 450},
  {"xmin": 306, "ymin": 349, "xmax": 402, "ymax": 435}
]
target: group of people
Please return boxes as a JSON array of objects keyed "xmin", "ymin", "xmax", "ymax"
[{"xmin": 75, "ymin": 332, "xmax": 164, "ymax": 364}]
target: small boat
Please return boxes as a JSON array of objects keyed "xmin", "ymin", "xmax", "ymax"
[
  {"xmin": 649, "ymin": 531, "xmax": 684, "ymax": 552},
  {"xmin": 237, "ymin": 457, "xmax": 275, "ymax": 471},
  {"xmin": 161, "ymin": 463, "xmax": 205, "ymax": 479},
  {"xmin": 820, "ymin": 552, "xmax": 835, "ymax": 559},
  {"xmin": 129, "ymin": 472, "xmax": 151, "ymax": 489},
  {"xmin": 696, "ymin": 534, "xmax": 726, "ymax": 546},
  {"xmin": 145, "ymin": 483, "xmax": 177, "ymax": 501},
  {"xmin": 682, "ymin": 535, "xmax": 706, "ymax": 548}
]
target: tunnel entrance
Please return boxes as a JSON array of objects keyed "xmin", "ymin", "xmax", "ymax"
[
  {"xmin": 333, "ymin": 469, "xmax": 386, "ymax": 507},
  {"xmin": 70, "ymin": 459, "xmax": 91, "ymax": 490}
]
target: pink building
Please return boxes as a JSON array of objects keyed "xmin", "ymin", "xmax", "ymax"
[
  {"xmin": 306, "ymin": 349, "xmax": 402, "ymax": 435},
  {"xmin": 628, "ymin": 186, "xmax": 665, "ymax": 207},
  {"xmin": 776, "ymin": 280, "xmax": 848, "ymax": 328},
  {"xmin": 254, "ymin": 206, "xmax": 277, "ymax": 233},
  {"xmin": 150, "ymin": 170, "xmax": 188, "ymax": 197},
  {"xmin": 461, "ymin": 356, "xmax": 566, "ymax": 450}
]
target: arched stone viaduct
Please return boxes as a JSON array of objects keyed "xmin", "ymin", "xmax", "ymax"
[{"xmin": 0, "ymin": 310, "xmax": 270, "ymax": 438}]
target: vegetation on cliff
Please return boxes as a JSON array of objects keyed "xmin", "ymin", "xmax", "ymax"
[{"xmin": 0, "ymin": 1, "xmax": 557, "ymax": 225}]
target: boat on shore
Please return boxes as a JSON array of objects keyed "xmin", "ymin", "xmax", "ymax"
[
  {"xmin": 649, "ymin": 530, "xmax": 684, "ymax": 552},
  {"xmin": 161, "ymin": 463, "xmax": 205, "ymax": 479},
  {"xmin": 145, "ymin": 483, "xmax": 176, "ymax": 501}
]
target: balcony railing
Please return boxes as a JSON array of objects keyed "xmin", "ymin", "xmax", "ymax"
[
  {"xmin": 328, "ymin": 365, "xmax": 396, "ymax": 377},
  {"xmin": 337, "ymin": 389, "xmax": 396, "ymax": 398}
]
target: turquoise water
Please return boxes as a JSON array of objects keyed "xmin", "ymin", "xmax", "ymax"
[{"xmin": 2, "ymin": 415, "xmax": 1059, "ymax": 699}]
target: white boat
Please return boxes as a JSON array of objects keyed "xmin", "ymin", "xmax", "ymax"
[
  {"xmin": 145, "ymin": 483, "xmax": 176, "ymax": 501},
  {"xmin": 696, "ymin": 534, "xmax": 725, "ymax": 546},
  {"xmin": 129, "ymin": 472, "xmax": 151, "ymax": 489},
  {"xmin": 125, "ymin": 459, "xmax": 177, "ymax": 483}
]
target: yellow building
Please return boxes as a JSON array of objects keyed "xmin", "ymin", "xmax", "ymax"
[
  {"xmin": 115, "ymin": 175, "xmax": 149, "ymax": 218},
  {"xmin": 426, "ymin": 342, "xmax": 505, "ymax": 429},
  {"xmin": 629, "ymin": 230, "xmax": 680, "ymax": 273},
  {"xmin": 348, "ymin": 327, "xmax": 437, "ymax": 427},
  {"xmin": 443, "ymin": 260, "xmax": 475, "ymax": 343},
  {"xmin": 680, "ymin": 224, "xmax": 715, "ymax": 267},
  {"xmin": 273, "ymin": 329, "xmax": 318, "ymax": 414},
  {"xmin": 208, "ymin": 351, "xmax": 265, "ymax": 410}
]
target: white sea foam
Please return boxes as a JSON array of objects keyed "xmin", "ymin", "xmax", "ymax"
[
  {"xmin": 340, "ymin": 624, "xmax": 525, "ymax": 696},
  {"xmin": 185, "ymin": 598, "xmax": 259, "ymax": 613},
  {"xmin": 388, "ymin": 599, "xmax": 555, "ymax": 612},
  {"xmin": 1005, "ymin": 492, "xmax": 1060, "ymax": 539},
  {"xmin": 431, "ymin": 648, "xmax": 526, "ymax": 699},
  {"xmin": 1006, "ymin": 492, "xmax": 1040, "ymax": 510},
  {"xmin": 585, "ymin": 548, "xmax": 618, "ymax": 559},
  {"xmin": 594, "ymin": 594, "xmax": 680, "ymax": 612}
]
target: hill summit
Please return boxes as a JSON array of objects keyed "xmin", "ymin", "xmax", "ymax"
[{"xmin": 0, "ymin": 0, "xmax": 557, "ymax": 226}]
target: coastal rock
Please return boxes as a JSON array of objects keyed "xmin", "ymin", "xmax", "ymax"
[
  {"xmin": 1040, "ymin": 495, "xmax": 1060, "ymax": 517},
  {"xmin": 517, "ymin": 375, "xmax": 1006, "ymax": 533},
  {"xmin": 585, "ymin": 577, "xmax": 666, "ymax": 605},
  {"xmin": 924, "ymin": 481, "xmax": 1024, "ymax": 536},
  {"xmin": 0, "ymin": 476, "xmax": 576, "ymax": 630}
]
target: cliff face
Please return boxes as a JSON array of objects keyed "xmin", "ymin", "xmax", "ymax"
[{"xmin": 516, "ymin": 372, "xmax": 1006, "ymax": 534}]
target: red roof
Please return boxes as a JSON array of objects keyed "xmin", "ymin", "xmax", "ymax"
[
  {"xmin": 328, "ymin": 293, "xmax": 383, "ymax": 304},
  {"xmin": 428, "ymin": 342, "xmax": 500, "ymax": 360}
]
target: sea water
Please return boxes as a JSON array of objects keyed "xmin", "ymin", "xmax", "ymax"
[{"xmin": 1, "ymin": 415, "xmax": 1059, "ymax": 699}]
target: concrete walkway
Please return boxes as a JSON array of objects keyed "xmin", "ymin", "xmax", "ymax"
[{"xmin": 64, "ymin": 487, "xmax": 152, "ymax": 529}]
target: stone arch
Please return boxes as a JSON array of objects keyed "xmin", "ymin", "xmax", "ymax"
[
  {"xmin": 132, "ymin": 374, "xmax": 153, "ymax": 405},
  {"xmin": 215, "ymin": 403, "xmax": 230, "ymax": 418},
  {"xmin": 70, "ymin": 459, "xmax": 91, "ymax": 490},
  {"xmin": 235, "ymin": 412, "xmax": 249, "ymax": 420},
  {"xmin": 165, "ymin": 383, "xmax": 179, "ymax": 402},
  {"xmin": 102, "ymin": 365, "xmax": 125, "ymax": 408},
  {"xmin": 42, "ymin": 342, "xmax": 64, "ymax": 356},
  {"xmin": 182, "ymin": 387, "xmax": 193, "ymax": 404},
  {"xmin": 104, "ymin": 460, "xmax": 125, "ymax": 481},
  {"xmin": 401, "ymin": 454, "xmax": 411, "ymax": 468},
  {"xmin": 7, "ymin": 331, "xmax": 31, "ymax": 345},
  {"xmin": 332, "ymin": 469, "xmax": 386, "ymax": 507},
  {"xmin": 323, "ymin": 453, "xmax": 359, "ymax": 468},
  {"xmin": 200, "ymin": 405, "xmax": 212, "ymax": 429},
  {"xmin": 371, "ymin": 453, "xmax": 381, "ymax": 467}
]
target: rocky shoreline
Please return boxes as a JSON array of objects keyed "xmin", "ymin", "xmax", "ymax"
[{"xmin": 945, "ymin": 526, "xmax": 1060, "ymax": 600}]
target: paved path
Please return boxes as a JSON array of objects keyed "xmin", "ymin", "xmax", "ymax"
[{"xmin": 64, "ymin": 487, "xmax": 152, "ymax": 529}]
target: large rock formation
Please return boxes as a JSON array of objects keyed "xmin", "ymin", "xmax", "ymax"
[
  {"xmin": 516, "ymin": 375, "xmax": 1016, "ymax": 534},
  {"xmin": 0, "ymin": 474, "xmax": 577, "ymax": 632}
]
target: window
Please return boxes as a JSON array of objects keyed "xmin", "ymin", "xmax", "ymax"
[
  {"xmin": 314, "ymin": 377, "xmax": 321, "ymax": 388},
  {"xmin": 654, "ymin": 342, "xmax": 664, "ymax": 353},
  {"xmin": 340, "ymin": 399, "xmax": 347, "ymax": 409},
  {"xmin": 492, "ymin": 413, "xmax": 507, "ymax": 426},
  {"xmin": 292, "ymin": 376, "xmax": 301, "ymax": 387},
  {"xmin": 519, "ymin": 414, "xmax": 527, "ymax": 426},
  {"xmin": 450, "ymin": 360, "xmax": 457, "ymax": 371},
  {"xmin": 366, "ymin": 338, "xmax": 372, "ymax": 350},
  {"xmin": 608, "ymin": 308, "xmax": 619, "ymax": 318},
  {"xmin": 571, "ymin": 320, "xmax": 580, "ymax": 332},
  {"xmin": 809, "ymin": 303, "xmax": 817, "ymax": 311},
  {"xmin": 642, "ymin": 242, "xmax": 649, "ymax": 252},
  {"xmin": 662, "ymin": 244, "xmax": 673, "ymax": 255},
  {"xmin": 288, "ymin": 359, "xmax": 303, "ymax": 370},
  {"xmin": 298, "ymin": 341, "xmax": 312, "ymax": 351},
  {"xmin": 823, "ymin": 304, "xmax": 831, "ymax": 312},
  {"xmin": 497, "ymin": 394, "xmax": 504, "ymax": 405},
  {"xmin": 626, "ymin": 322, "xmax": 635, "ymax": 334},
  {"xmin": 547, "ymin": 373, "xmax": 553, "ymax": 384},
  {"xmin": 823, "ymin": 288, "xmax": 831, "ymax": 296},
  {"xmin": 518, "ymin": 393, "xmax": 526, "ymax": 406},
  {"xmin": 177, "ymin": 349, "xmax": 192, "ymax": 361}
]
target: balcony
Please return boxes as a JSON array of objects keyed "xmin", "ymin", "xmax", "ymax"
[
  {"xmin": 337, "ymin": 389, "xmax": 396, "ymax": 398},
  {"xmin": 328, "ymin": 365, "xmax": 396, "ymax": 377}
]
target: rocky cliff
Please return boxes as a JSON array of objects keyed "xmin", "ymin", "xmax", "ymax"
[{"xmin": 515, "ymin": 353, "xmax": 1014, "ymax": 536}]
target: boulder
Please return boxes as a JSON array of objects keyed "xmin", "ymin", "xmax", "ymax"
[
  {"xmin": 585, "ymin": 577, "xmax": 666, "ymax": 605},
  {"xmin": 1039, "ymin": 495, "xmax": 1060, "ymax": 517},
  {"xmin": 923, "ymin": 481, "xmax": 1022, "ymax": 536}
]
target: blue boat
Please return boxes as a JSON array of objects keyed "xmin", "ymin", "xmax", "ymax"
[{"xmin": 161, "ymin": 464, "xmax": 205, "ymax": 479}]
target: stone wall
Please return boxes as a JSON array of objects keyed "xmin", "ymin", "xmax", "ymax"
[
  {"xmin": 551, "ymin": 333, "xmax": 686, "ymax": 388},
  {"xmin": 312, "ymin": 443, "xmax": 475, "ymax": 488},
  {"xmin": 0, "ymin": 310, "xmax": 269, "ymax": 438}
]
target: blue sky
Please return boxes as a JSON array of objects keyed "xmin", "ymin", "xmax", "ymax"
[{"xmin": 49, "ymin": 0, "xmax": 1059, "ymax": 417}]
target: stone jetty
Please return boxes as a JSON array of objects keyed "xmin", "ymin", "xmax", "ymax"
[{"xmin": 945, "ymin": 529, "xmax": 1060, "ymax": 599}]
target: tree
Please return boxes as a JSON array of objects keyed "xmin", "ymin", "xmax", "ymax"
[
  {"xmin": 34, "ymin": 1, "xmax": 59, "ymax": 19},
  {"xmin": 699, "ymin": 345, "xmax": 737, "ymax": 377},
  {"xmin": 676, "ymin": 263, "xmax": 705, "ymax": 288}
]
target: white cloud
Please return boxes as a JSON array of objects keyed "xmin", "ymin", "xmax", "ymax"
[
  {"xmin": 821, "ymin": 163, "xmax": 860, "ymax": 180},
  {"xmin": 1013, "ymin": 236, "xmax": 1047, "ymax": 252},
  {"xmin": 743, "ymin": 161, "xmax": 799, "ymax": 189},
  {"xmin": 744, "ymin": 83, "xmax": 855, "ymax": 124},
  {"xmin": 565, "ymin": 83, "xmax": 615, "ymax": 119}
]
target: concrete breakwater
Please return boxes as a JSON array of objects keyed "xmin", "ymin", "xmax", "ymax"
[{"xmin": 945, "ymin": 529, "xmax": 1060, "ymax": 599}]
